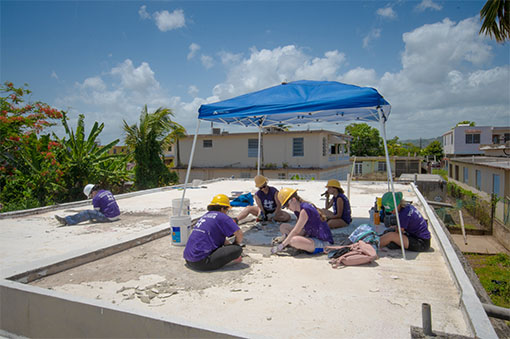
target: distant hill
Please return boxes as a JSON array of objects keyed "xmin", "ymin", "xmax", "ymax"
[{"xmin": 400, "ymin": 136, "xmax": 442, "ymax": 148}]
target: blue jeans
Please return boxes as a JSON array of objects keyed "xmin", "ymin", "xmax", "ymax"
[{"xmin": 65, "ymin": 210, "xmax": 109, "ymax": 225}]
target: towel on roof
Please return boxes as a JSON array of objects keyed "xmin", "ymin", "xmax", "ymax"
[{"xmin": 230, "ymin": 193, "xmax": 254, "ymax": 207}]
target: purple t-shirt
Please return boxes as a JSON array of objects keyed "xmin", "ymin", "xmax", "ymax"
[
  {"xmin": 294, "ymin": 202, "xmax": 334, "ymax": 244},
  {"xmin": 255, "ymin": 186, "xmax": 278, "ymax": 213},
  {"xmin": 183, "ymin": 211, "xmax": 240, "ymax": 262},
  {"xmin": 398, "ymin": 204, "xmax": 431, "ymax": 240},
  {"xmin": 92, "ymin": 190, "xmax": 120, "ymax": 218},
  {"xmin": 332, "ymin": 193, "xmax": 352, "ymax": 224}
]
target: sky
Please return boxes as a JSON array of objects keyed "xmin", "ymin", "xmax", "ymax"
[{"xmin": 1, "ymin": 0, "xmax": 509, "ymax": 145}]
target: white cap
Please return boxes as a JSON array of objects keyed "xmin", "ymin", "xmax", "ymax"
[{"xmin": 83, "ymin": 184, "xmax": 96, "ymax": 198}]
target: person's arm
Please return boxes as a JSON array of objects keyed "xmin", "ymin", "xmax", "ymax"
[
  {"xmin": 254, "ymin": 195, "xmax": 264, "ymax": 215},
  {"xmin": 273, "ymin": 191, "xmax": 283, "ymax": 215},
  {"xmin": 281, "ymin": 209, "xmax": 308, "ymax": 248},
  {"xmin": 324, "ymin": 192, "xmax": 332, "ymax": 209},
  {"xmin": 327, "ymin": 198, "xmax": 343, "ymax": 220},
  {"xmin": 233, "ymin": 229, "xmax": 243, "ymax": 244}
]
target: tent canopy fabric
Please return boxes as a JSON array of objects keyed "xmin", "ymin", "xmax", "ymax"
[{"xmin": 198, "ymin": 80, "xmax": 391, "ymax": 127}]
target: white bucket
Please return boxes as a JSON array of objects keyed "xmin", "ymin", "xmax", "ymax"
[
  {"xmin": 171, "ymin": 215, "xmax": 192, "ymax": 246},
  {"xmin": 172, "ymin": 198, "xmax": 190, "ymax": 216}
]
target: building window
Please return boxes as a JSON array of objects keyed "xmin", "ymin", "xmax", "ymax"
[
  {"xmin": 463, "ymin": 167, "xmax": 468, "ymax": 183},
  {"xmin": 505, "ymin": 133, "xmax": 510, "ymax": 142},
  {"xmin": 323, "ymin": 137, "xmax": 328, "ymax": 156},
  {"xmin": 203, "ymin": 140, "xmax": 212, "ymax": 148},
  {"xmin": 449, "ymin": 164, "xmax": 453, "ymax": 178},
  {"xmin": 278, "ymin": 173, "xmax": 286, "ymax": 179},
  {"xmin": 293, "ymin": 138, "xmax": 304, "ymax": 157},
  {"xmin": 168, "ymin": 145, "xmax": 172, "ymax": 152},
  {"xmin": 493, "ymin": 174, "xmax": 500, "ymax": 197},
  {"xmin": 493, "ymin": 135, "xmax": 500, "ymax": 144},
  {"xmin": 465, "ymin": 133, "xmax": 480, "ymax": 144},
  {"xmin": 377, "ymin": 161, "xmax": 387, "ymax": 172},
  {"xmin": 248, "ymin": 139, "xmax": 258, "ymax": 158},
  {"xmin": 475, "ymin": 170, "xmax": 481, "ymax": 190},
  {"xmin": 455, "ymin": 165, "xmax": 459, "ymax": 180},
  {"xmin": 113, "ymin": 149, "xmax": 117, "ymax": 154},
  {"xmin": 354, "ymin": 162, "xmax": 362, "ymax": 175}
]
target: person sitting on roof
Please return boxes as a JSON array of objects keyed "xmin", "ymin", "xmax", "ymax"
[
  {"xmin": 235, "ymin": 175, "xmax": 291, "ymax": 224},
  {"xmin": 379, "ymin": 191, "xmax": 431, "ymax": 252},
  {"xmin": 183, "ymin": 194, "xmax": 243, "ymax": 271},
  {"xmin": 271, "ymin": 188, "xmax": 334, "ymax": 255},
  {"xmin": 54, "ymin": 184, "xmax": 120, "ymax": 227},
  {"xmin": 319, "ymin": 179, "xmax": 352, "ymax": 229}
]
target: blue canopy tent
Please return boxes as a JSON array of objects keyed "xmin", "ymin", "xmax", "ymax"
[{"xmin": 178, "ymin": 80, "xmax": 406, "ymax": 258}]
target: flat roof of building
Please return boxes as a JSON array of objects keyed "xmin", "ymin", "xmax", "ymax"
[
  {"xmin": 451, "ymin": 156, "xmax": 510, "ymax": 170},
  {"xmin": 0, "ymin": 179, "xmax": 496, "ymax": 338}
]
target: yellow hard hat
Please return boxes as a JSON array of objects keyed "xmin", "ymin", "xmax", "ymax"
[
  {"xmin": 278, "ymin": 187, "xmax": 297, "ymax": 207},
  {"xmin": 326, "ymin": 179, "xmax": 341, "ymax": 189},
  {"xmin": 254, "ymin": 175, "xmax": 268, "ymax": 188},
  {"xmin": 209, "ymin": 194, "xmax": 231, "ymax": 208}
]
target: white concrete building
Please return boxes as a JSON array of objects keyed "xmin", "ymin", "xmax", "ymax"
[
  {"xmin": 175, "ymin": 129, "xmax": 352, "ymax": 182},
  {"xmin": 442, "ymin": 125, "xmax": 510, "ymax": 157}
]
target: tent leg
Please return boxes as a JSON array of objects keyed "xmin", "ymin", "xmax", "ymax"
[
  {"xmin": 178, "ymin": 119, "xmax": 201, "ymax": 216},
  {"xmin": 378, "ymin": 109, "xmax": 406, "ymax": 260},
  {"xmin": 257, "ymin": 126, "xmax": 261, "ymax": 176}
]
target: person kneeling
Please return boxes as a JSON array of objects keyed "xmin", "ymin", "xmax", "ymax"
[
  {"xmin": 183, "ymin": 194, "xmax": 243, "ymax": 271},
  {"xmin": 379, "ymin": 191, "xmax": 431, "ymax": 252},
  {"xmin": 272, "ymin": 188, "xmax": 334, "ymax": 255}
]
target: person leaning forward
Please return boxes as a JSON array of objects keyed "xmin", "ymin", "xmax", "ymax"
[
  {"xmin": 54, "ymin": 184, "xmax": 120, "ymax": 227},
  {"xmin": 183, "ymin": 194, "xmax": 243, "ymax": 271},
  {"xmin": 379, "ymin": 191, "xmax": 431, "ymax": 252},
  {"xmin": 235, "ymin": 175, "xmax": 291, "ymax": 223}
]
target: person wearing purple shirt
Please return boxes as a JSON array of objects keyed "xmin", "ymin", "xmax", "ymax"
[
  {"xmin": 320, "ymin": 179, "xmax": 352, "ymax": 229},
  {"xmin": 54, "ymin": 184, "xmax": 120, "ymax": 226},
  {"xmin": 379, "ymin": 191, "xmax": 431, "ymax": 252},
  {"xmin": 236, "ymin": 175, "xmax": 290, "ymax": 223},
  {"xmin": 183, "ymin": 194, "xmax": 243, "ymax": 271},
  {"xmin": 271, "ymin": 188, "xmax": 334, "ymax": 255}
]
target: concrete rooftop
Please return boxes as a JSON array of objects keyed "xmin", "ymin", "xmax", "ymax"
[{"xmin": 0, "ymin": 179, "xmax": 498, "ymax": 338}]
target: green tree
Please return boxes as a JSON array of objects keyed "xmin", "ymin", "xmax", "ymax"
[
  {"xmin": 123, "ymin": 105, "xmax": 183, "ymax": 189},
  {"xmin": 345, "ymin": 123, "xmax": 383, "ymax": 156},
  {"xmin": 456, "ymin": 120, "xmax": 476, "ymax": 127},
  {"xmin": 56, "ymin": 112, "xmax": 128, "ymax": 201},
  {"xmin": 422, "ymin": 140, "xmax": 444, "ymax": 160},
  {"xmin": 480, "ymin": 0, "xmax": 510, "ymax": 43},
  {"xmin": 0, "ymin": 82, "xmax": 65, "ymax": 211}
]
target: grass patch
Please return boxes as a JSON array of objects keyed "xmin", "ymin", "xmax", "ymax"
[{"xmin": 465, "ymin": 253, "xmax": 510, "ymax": 308}]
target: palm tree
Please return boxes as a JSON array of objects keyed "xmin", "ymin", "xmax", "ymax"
[
  {"xmin": 123, "ymin": 105, "xmax": 185, "ymax": 189},
  {"xmin": 480, "ymin": 0, "xmax": 510, "ymax": 43}
]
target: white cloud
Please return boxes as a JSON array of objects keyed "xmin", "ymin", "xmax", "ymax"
[
  {"xmin": 188, "ymin": 85, "xmax": 199, "ymax": 97},
  {"xmin": 187, "ymin": 43, "xmax": 200, "ymax": 60},
  {"xmin": 212, "ymin": 45, "xmax": 346, "ymax": 100},
  {"xmin": 415, "ymin": 0, "xmax": 442, "ymax": 12},
  {"xmin": 200, "ymin": 55, "xmax": 214, "ymax": 69},
  {"xmin": 153, "ymin": 9, "xmax": 185, "ymax": 31},
  {"xmin": 377, "ymin": 7, "xmax": 397, "ymax": 19},
  {"xmin": 55, "ymin": 17, "xmax": 508, "ymax": 143},
  {"xmin": 363, "ymin": 28, "xmax": 381, "ymax": 48},
  {"xmin": 138, "ymin": 5, "xmax": 150, "ymax": 19},
  {"xmin": 51, "ymin": 71, "xmax": 59, "ymax": 80}
]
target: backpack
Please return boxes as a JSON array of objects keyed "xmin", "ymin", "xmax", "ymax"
[
  {"xmin": 348, "ymin": 224, "xmax": 380, "ymax": 251},
  {"xmin": 326, "ymin": 241, "xmax": 377, "ymax": 268}
]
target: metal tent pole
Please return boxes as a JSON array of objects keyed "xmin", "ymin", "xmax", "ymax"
[
  {"xmin": 257, "ymin": 126, "xmax": 262, "ymax": 176},
  {"xmin": 378, "ymin": 108, "xmax": 406, "ymax": 260},
  {"xmin": 178, "ymin": 119, "xmax": 201, "ymax": 216}
]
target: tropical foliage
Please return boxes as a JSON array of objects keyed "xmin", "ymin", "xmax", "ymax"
[
  {"xmin": 345, "ymin": 123, "xmax": 383, "ymax": 156},
  {"xmin": 480, "ymin": 0, "xmax": 510, "ymax": 43},
  {"xmin": 422, "ymin": 140, "xmax": 444, "ymax": 160},
  {"xmin": 0, "ymin": 82, "xmax": 65, "ymax": 211},
  {"xmin": 55, "ymin": 112, "xmax": 130, "ymax": 202},
  {"xmin": 123, "ymin": 105, "xmax": 183, "ymax": 189}
]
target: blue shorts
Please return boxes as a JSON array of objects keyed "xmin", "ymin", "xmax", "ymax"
[{"xmin": 311, "ymin": 238, "xmax": 333, "ymax": 254}]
